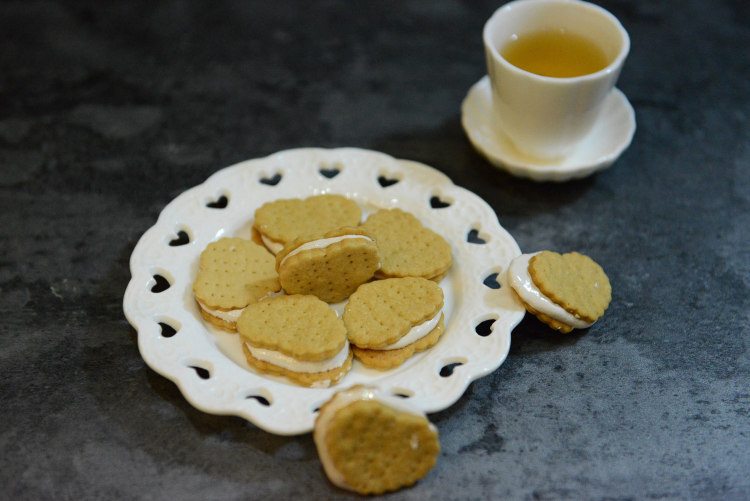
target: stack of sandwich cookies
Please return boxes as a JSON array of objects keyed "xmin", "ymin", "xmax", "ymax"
[
  {"xmin": 361, "ymin": 208, "xmax": 452, "ymax": 281},
  {"xmin": 194, "ymin": 198, "xmax": 454, "ymax": 386},
  {"xmin": 237, "ymin": 295, "xmax": 353, "ymax": 387},
  {"xmin": 313, "ymin": 385, "xmax": 440, "ymax": 495},
  {"xmin": 193, "ymin": 238, "xmax": 280, "ymax": 331},
  {"xmin": 275, "ymin": 227, "xmax": 380, "ymax": 303},
  {"xmin": 508, "ymin": 251, "xmax": 612, "ymax": 333},
  {"xmin": 253, "ymin": 194, "xmax": 362, "ymax": 254},
  {"xmin": 343, "ymin": 277, "xmax": 445, "ymax": 370}
]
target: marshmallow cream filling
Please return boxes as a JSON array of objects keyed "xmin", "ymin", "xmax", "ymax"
[
  {"xmin": 313, "ymin": 386, "xmax": 433, "ymax": 490},
  {"xmin": 245, "ymin": 340, "xmax": 350, "ymax": 374},
  {"xmin": 279, "ymin": 234, "xmax": 374, "ymax": 267},
  {"xmin": 382, "ymin": 311, "xmax": 441, "ymax": 350},
  {"xmin": 508, "ymin": 253, "xmax": 593, "ymax": 329}
]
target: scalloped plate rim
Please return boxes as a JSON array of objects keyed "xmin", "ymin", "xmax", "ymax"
[{"xmin": 123, "ymin": 147, "xmax": 524, "ymax": 435}]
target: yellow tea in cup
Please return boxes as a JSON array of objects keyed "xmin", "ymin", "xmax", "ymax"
[
  {"xmin": 501, "ymin": 29, "xmax": 609, "ymax": 78},
  {"xmin": 483, "ymin": 0, "xmax": 630, "ymax": 158}
]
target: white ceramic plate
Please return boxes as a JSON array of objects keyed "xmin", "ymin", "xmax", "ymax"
[
  {"xmin": 123, "ymin": 147, "xmax": 525, "ymax": 435},
  {"xmin": 461, "ymin": 76, "xmax": 636, "ymax": 182}
]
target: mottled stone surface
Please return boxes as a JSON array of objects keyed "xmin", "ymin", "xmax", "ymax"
[{"xmin": 1, "ymin": 1, "xmax": 748, "ymax": 500}]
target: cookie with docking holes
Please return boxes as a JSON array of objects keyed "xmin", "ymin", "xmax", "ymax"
[
  {"xmin": 343, "ymin": 277, "xmax": 445, "ymax": 370},
  {"xmin": 275, "ymin": 227, "xmax": 380, "ymax": 303},
  {"xmin": 237, "ymin": 294, "xmax": 353, "ymax": 387},
  {"xmin": 253, "ymin": 194, "xmax": 362, "ymax": 255},
  {"xmin": 507, "ymin": 250, "xmax": 612, "ymax": 333},
  {"xmin": 361, "ymin": 208, "xmax": 452, "ymax": 281},
  {"xmin": 193, "ymin": 237, "xmax": 280, "ymax": 331},
  {"xmin": 313, "ymin": 385, "xmax": 440, "ymax": 495}
]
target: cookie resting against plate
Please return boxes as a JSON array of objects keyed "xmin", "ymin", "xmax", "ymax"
[{"xmin": 507, "ymin": 250, "xmax": 612, "ymax": 333}]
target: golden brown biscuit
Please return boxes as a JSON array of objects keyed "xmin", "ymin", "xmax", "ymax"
[
  {"xmin": 529, "ymin": 251, "xmax": 612, "ymax": 323},
  {"xmin": 507, "ymin": 251, "xmax": 611, "ymax": 332},
  {"xmin": 361, "ymin": 208, "xmax": 451, "ymax": 281},
  {"xmin": 276, "ymin": 227, "xmax": 380, "ymax": 303},
  {"xmin": 313, "ymin": 385, "xmax": 440, "ymax": 495},
  {"xmin": 253, "ymin": 194, "xmax": 362, "ymax": 254},
  {"xmin": 343, "ymin": 277, "xmax": 445, "ymax": 369},
  {"xmin": 193, "ymin": 237, "xmax": 280, "ymax": 331},
  {"xmin": 237, "ymin": 294, "xmax": 352, "ymax": 387}
]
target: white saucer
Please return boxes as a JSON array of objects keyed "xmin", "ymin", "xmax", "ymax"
[{"xmin": 461, "ymin": 76, "xmax": 636, "ymax": 182}]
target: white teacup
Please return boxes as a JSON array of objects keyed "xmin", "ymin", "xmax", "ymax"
[{"xmin": 483, "ymin": 0, "xmax": 630, "ymax": 160}]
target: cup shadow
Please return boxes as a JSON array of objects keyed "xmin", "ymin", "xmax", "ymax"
[{"xmin": 370, "ymin": 115, "xmax": 597, "ymax": 220}]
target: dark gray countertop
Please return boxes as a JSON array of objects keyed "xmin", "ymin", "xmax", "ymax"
[{"xmin": 2, "ymin": 1, "xmax": 748, "ymax": 499}]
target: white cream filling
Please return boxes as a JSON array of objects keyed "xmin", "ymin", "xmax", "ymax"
[
  {"xmin": 382, "ymin": 311, "xmax": 441, "ymax": 350},
  {"xmin": 313, "ymin": 386, "xmax": 432, "ymax": 490},
  {"xmin": 279, "ymin": 234, "xmax": 373, "ymax": 267},
  {"xmin": 245, "ymin": 340, "xmax": 350, "ymax": 374},
  {"xmin": 260, "ymin": 234, "xmax": 285, "ymax": 255},
  {"xmin": 198, "ymin": 303, "xmax": 244, "ymax": 323},
  {"xmin": 507, "ymin": 253, "xmax": 593, "ymax": 329},
  {"xmin": 197, "ymin": 291, "xmax": 283, "ymax": 324}
]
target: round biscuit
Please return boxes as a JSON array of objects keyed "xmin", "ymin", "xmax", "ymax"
[
  {"xmin": 361, "ymin": 208, "xmax": 452, "ymax": 280},
  {"xmin": 193, "ymin": 238, "xmax": 280, "ymax": 310},
  {"xmin": 320, "ymin": 399, "xmax": 440, "ymax": 495},
  {"xmin": 276, "ymin": 227, "xmax": 380, "ymax": 303},
  {"xmin": 343, "ymin": 277, "xmax": 443, "ymax": 349},
  {"xmin": 237, "ymin": 294, "xmax": 347, "ymax": 362},
  {"xmin": 253, "ymin": 194, "xmax": 362, "ymax": 247},
  {"xmin": 528, "ymin": 251, "xmax": 612, "ymax": 324}
]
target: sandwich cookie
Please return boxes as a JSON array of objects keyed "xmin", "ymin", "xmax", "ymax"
[
  {"xmin": 343, "ymin": 277, "xmax": 444, "ymax": 370},
  {"xmin": 253, "ymin": 194, "xmax": 362, "ymax": 254},
  {"xmin": 237, "ymin": 294, "xmax": 352, "ymax": 388},
  {"xmin": 361, "ymin": 208, "xmax": 452, "ymax": 281},
  {"xmin": 276, "ymin": 227, "xmax": 380, "ymax": 303},
  {"xmin": 507, "ymin": 251, "xmax": 612, "ymax": 333},
  {"xmin": 193, "ymin": 238, "xmax": 280, "ymax": 331},
  {"xmin": 313, "ymin": 385, "xmax": 440, "ymax": 495}
]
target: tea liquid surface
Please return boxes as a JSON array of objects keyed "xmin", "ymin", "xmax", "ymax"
[{"xmin": 501, "ymin": 29, "xmax": 609, "ymax": 78}]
